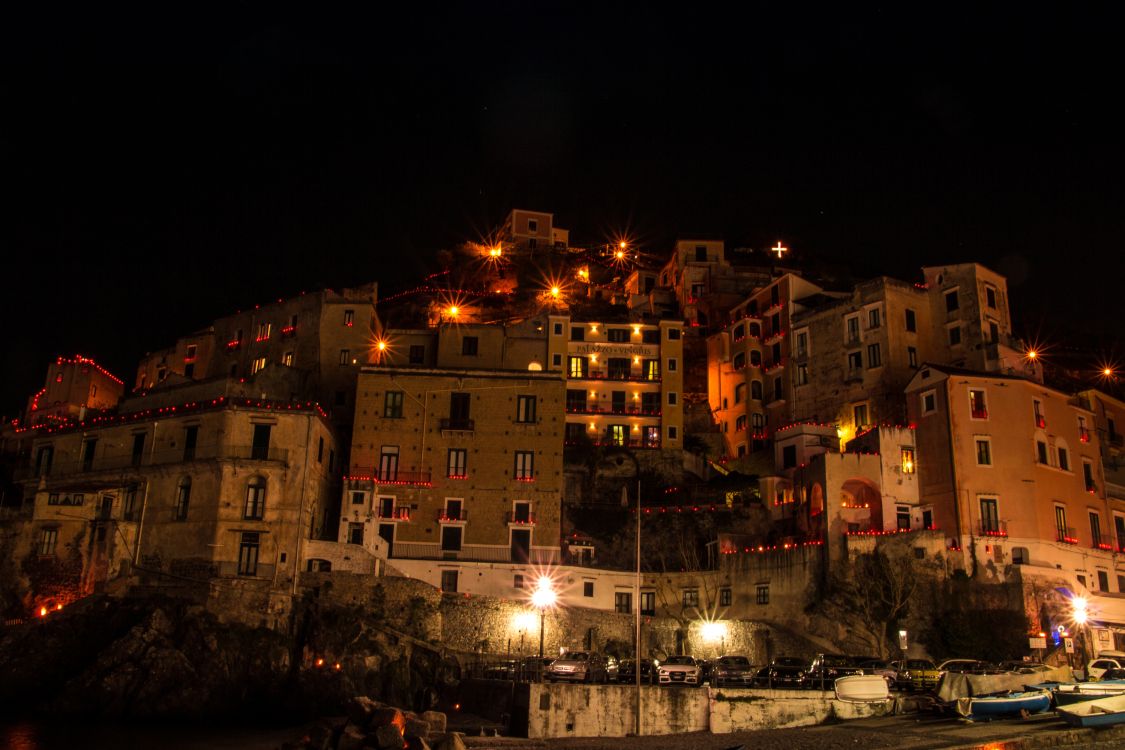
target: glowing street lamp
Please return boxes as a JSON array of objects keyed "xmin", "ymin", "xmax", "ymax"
[
  {"xmin": 531, "ymin": 577, "xmax": 557, "ymax": 659},
  {"xmin": 1073, "ymin": 596, "xmax": 1088, "ymax": 625}
]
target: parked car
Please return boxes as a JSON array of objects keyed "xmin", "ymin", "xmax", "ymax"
[
  {"xmin": 712, "ymin": 655, "xmax": 756, "ymax": 688},
  {"xmin": 937, "ymin": 659, "xmax": 1000, "ymax": 675},
  {"xmin": 856, "ymin": 659, "xmax": 899, "ymax": 687},
  {"xmin": 605, "ymin": 655, "xmax": 620, "ymax": 682},
  {"xmin": 658, "ymin": 655, "xmax": 703, "ymax": 686},
  {"xmin": 1087, "ymin": 652, "xmax": 1125, "ymax": 681},
  {"xmin": 545, "ymin": 652, "xmax": 608, "ymax": 683},
  {"xmin": 483, "ymin": 659, "xmax": 519, "ymax": 679},
  {"xmin": 893, "ymin": 659, "xmax": 940, "ymax": 691},
  {"xmin": 521, "ymin": 656, "xmax": 556, "ymax": 681},
  {"xmin": 618, "ymin": 658, "xmax": 660, "ymax": 684},
  {"xmin": 755, "ymin": 656, "xmax": 808, "ymax": 688},
  {"xmin": 997, "ymin": 660, "xmax": 1051, "ymax": 674},
  {"xmin": 806, "ymin": 653, "xmax": 863, "ymax": 688}
]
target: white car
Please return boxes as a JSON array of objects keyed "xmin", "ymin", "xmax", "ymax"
[
  {"xmin": 658, "ymin": 655, "xmax": 702, "ymax": 686},
  {"xmin": 1087, "ymin": 651, "xmax": 1125, "ymax": 681}
]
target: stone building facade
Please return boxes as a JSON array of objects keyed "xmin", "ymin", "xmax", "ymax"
[
  {"xmin": 23, "ymin": 356, "xmax": 125, "ymax": 427},
  {"xmin": 341, "ymin": 366, "xmax": 565, "ymax": 573}
]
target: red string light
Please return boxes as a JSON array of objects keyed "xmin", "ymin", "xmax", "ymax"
[{"xmin": 55, "ymin": 356, "xmax": 124, "ymax": 385}]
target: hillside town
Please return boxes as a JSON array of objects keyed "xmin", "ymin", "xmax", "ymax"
[{"xmin": 1, "ymin": 208, "xmax": 1120, "ymax": 683}]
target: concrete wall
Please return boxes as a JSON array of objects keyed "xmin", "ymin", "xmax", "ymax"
[{"xmin": 525, "ymin": 684, "xmax": 891, "ymax": 738}]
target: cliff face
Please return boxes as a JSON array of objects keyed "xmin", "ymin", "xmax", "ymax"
[{"xmin": 0, "ymin": 592, "xmax": 452, "ymax": 721}]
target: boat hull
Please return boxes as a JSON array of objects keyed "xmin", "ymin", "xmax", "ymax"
[
  {"xmin": 1058, "ymin": 694, "xmax": 1125, "ymax": 728},
  {"xmin": 834, "ymin": 674, "xmax": 890, "ymax": 702},
  {"xmin": 956, "ymin": 691, "xmax": 1051, "ymax": 719}
]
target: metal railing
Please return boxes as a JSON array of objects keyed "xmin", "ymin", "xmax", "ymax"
[
  {"xmin": 978, "ymin": 520, "xmax": 1007, "ymax": 537},
  {"xmin": 437, "ymin": 509, "xmax": 467, "ymax": 522},
  {"xmin": 350, "ymin": 468, "xmax": 433, "ymax": 485},
  {"xmin": 507, "ymin": 511, "xmax": 536, "ymax": 525},
  {"xmin": 439, "ymin": 418, "xmax": 475, "ymax": 432},
  {"xmin": 377, "ymin": 507, "xmax": 411, "ymax": 521},
  {"xmin": 1056, "ymin": 527, "xmax": 1079, "ymax": 544},
  {"xmin": 565, "ymin": 406, "xmax": 662, "ymax": 416}
]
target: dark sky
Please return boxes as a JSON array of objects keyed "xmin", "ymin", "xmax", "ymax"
[{"xmin": 3, "ymin": 5, "xmax": 1123, "ymax": 415}]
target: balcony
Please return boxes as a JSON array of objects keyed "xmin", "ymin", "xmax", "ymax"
[
  {"xmin": 971, "ymin": 408, "xmax": 989, "ymax": 419},
  {"xmin": 978, "ymin": 520, "xmax": 1008, "ymax": 538},
  {"xmin": 564, "ymin": 438, "xmax": 662, "ymax": 450},
  {"xmin": 565, "ymin": 405, "xmax": 662, "ymax": 417},
  {"xmin": 1056, "ymin": 527, "xmax": 1079, "ymax": 545},
  {"xmin": 514, "ymin": 475, "xmax": 535, "ymax": 483},
  {"xmin": 437, "ymin": 509, "xmax": 467, "ymax": 523},
  {"xmin": 378, "ymin": 507, "xmax": 411, "ymax": 521},
  {"xmin": 1093, "ymin": 533, "xmax": 1114, "ymax": 552},
  {"xmin": 281, "ymin": 325, "xmax": 297, "ymax": 338},
  {"xmin": 507, "ymin": 511, "xmax": 537, "ymax": 525},
  {"xmin": 439, "ymin": 418, "xmax": 475, "ymax": 432},
  {"xmin": 1080, "ymin": 427, "xmax": 1091, "ymax": 443},
  {"xmin": 225, "ymin": 340, "xmax": 241, "ymax": 351},
  {"xmin": 571, "ymin": 371, "xmax": 661, "ymax": 383},
  {"xmin": 1035, "ymin": 415, "xmax": 1046, "ymax": 429},
  {"xmin": 349, "ymin": 468, "xmax": 432, "ymax": 486}
]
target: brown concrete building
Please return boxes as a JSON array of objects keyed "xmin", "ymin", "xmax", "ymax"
[
  {"xmin": 1077, "ymin": 388, "xmax": 1125, "ymax": 546},
  {"xmin": 134, "ymin": 283, "xmax": 377, "ymax": 425},
  {"xmin": 547, "ymin": 316, "xmax": 684, "ymax": 450},
  {"xmin": 341, "ymin": 366, "xmax": 565, "ymax": 574},
  {"xmin": 23, "ymin": 356, "xmax": 125, "ymax": 427},
  {"xmin": 498, "ymin": 209, "xmax": 569, "ymax": 253},
  {"xmin": 12, "ymin": 388, "xmax": 341, "ymax": 611},
  {"xmin": 906, "ymin": 364, "xmax": 1117, "ymax": 590}
]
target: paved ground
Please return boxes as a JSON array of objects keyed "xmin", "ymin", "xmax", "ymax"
[{"xmin": 461, "ymin": 712, "xmax": 1125, "ymax": 750}]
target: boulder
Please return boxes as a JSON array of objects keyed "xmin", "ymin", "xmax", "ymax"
[
  {"xmin": 374, "ymin": 724, "xmax": 405, "ymax": 749},
  {"xmin": 370, "ymin": 707, "xmax": 405, "ymax": 732},
  {"xmin": 420, "ymin": 712, "xmax": 446, "ymax": 734},
  {"xmin": 403, "ymin": 717, "xmax": 430, "ymax": 740},
  {"xmin": 338, "ymin": 725, "xmax": 367, "ymax": 750},
  {"xmin": 347, "ymin": 696, "xmax": 383, "ymax": 726},
  {"xmin": 430, "ymin": 734, "xmax": 466, "ymax": 750}
]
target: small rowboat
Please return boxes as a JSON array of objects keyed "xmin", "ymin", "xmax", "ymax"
[
  {"xmin": 834, "ymin": 674, "xmax": 890, "ymax": 702},
  {"xmin": 955, "ymin": 690, "xmax": 1051, "ymax": 720},
  {"xmin": 1053, "ymin": 681, "xmax": 1125, "ymax": 706},
  {"xmin": 1057, "ymin": 693, "xmax": 1125, "ymax": 728}
]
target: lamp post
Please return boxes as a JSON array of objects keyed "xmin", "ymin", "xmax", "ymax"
[
  {"xmin": 531, "ymin": 577, "xmax": 557, "ymax": 659},
  {"xmin": 622, "ymin": 480, "xmax": 642, "ymax": 736}
]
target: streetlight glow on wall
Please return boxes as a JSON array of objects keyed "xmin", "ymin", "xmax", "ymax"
[
  {"xmin": 531, "ymin": 577, "xmax": 557, "ymax": 659},
  {"xmin": 700, "ymin": 620, "xmax": 727, "ymax": 643},
  {"xmin": 1073, "ymin": 596, "xmax": 1089, "ymax": 625}
]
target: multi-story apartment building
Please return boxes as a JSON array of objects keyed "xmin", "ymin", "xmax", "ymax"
[
  {"xmin": 341, "ymin": 366, "xmax": 565, "ymax": 584},
  {"xmin": 497, "ymin": 208, "xmax": 569, "ymax": 253},
  {"xmin": 23, "ymin": 356, "xmax": 125, "ymax": 427},
  {"xmin": 134, "ymin": 283, "xmax": 377, "ymax": 425},
  {"xmin": 921, "ymin": 263, "xmax": 1025, "ymax": 374},
  {"xmin": 654, "ymin": 239, "xmax": 770, "ymax": 329},
  {"xmin": 1077, "ymin": 388, "xmax": 1125, "ymax": 541},
  {"xmin": 547, "ymin": 316, "xmax": 684, "ymax": 451},
  {"xmin": 13, "ymin": 386, "xmax": 341, "ymax": 610},
  {"xmin": 906, "ymin": 364, "xmax": 1116, "ymax": 589}
]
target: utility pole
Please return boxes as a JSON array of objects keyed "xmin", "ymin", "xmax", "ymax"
[{"xmin": 634, "ymin": 479, "xmax": 642, "ymax": 737}]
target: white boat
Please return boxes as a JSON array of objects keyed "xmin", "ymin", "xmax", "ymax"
[
  {"xmin": 835, "ymin": 674, "xmax": 890, "ymax": 702},
  {"xmin": 1058, "ymin": 693, "xmax": 1125, "ymax": 728},
  {"xmin": 1053, "ymin": 680, "xmax": 1125, "ymax": 706}
]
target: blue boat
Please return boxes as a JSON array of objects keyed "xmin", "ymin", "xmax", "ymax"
[
  {"xmin": 1052, "ymin": 681, "xmax": 1125, "ymax": 706},
  {"xmin": 1058, "ymin": 694, "xmax": 1125, "ymax": 728},
  {"xmin": 955, "ymin": 690, "xmax": 1052, "ymax": 720}
]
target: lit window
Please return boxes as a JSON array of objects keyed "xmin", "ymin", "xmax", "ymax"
[
  {"xmin": 344, "ymin": 309, "xmax": 354, "ymax": 326},
  {"xmin": 901, "ymin": 448, "xmax": 916, "ymax": 474},
  {"xmin": 256, "ymin": 323, "xmax": 271, "ymax": 341},
  {"xmin": 238, "ymin": 532, "xmax": 260, "ymax": 576},
  {"xmin": 251, "ymin": 356, "xmax": 267, "ymax": 374},
  {"xmin": 976, "ymin": 438, "xmax": 992, "ymax": 466},
  {"xmin": 384, "ymin": 391, "xmax": 404, "ymax": 418},
  {"xmin": 339, "ymin": 349, "xmax": 350, "ymax": 365},
  {"xmin": 682, "ymin": 589, "xmax": 699, "ymax": 607},
  {"xmin": 244, "ymin": 477, "xmax": 266, "ymax": 520},
  {"xmin": 516, "ymin": 395, "xmax": 537, "ymax": 423},
  {"xmin": 514, "ymin": 451, "xmax": 535, "ymax": 479}
]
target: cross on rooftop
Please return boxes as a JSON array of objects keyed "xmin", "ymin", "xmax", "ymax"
[{"xmin": 772, "ymin": 241, "xmax": 788, "ymax": 259}]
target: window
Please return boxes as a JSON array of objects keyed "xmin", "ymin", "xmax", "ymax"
[
  {"xmin": 252, "ymin": 356, "xmax": 267, "ymax": 374},
  {"xmin": 583, "ymin": 581, "xmax": 594, "ymax": 597},
  {"xmin": 379, "ymin": 446, "xmax": 399, "ymax": 481},
  {"xmin": 351, "ymin": 491, "xmax": 365, "ymax": 505},
  {"xmin": 847, "ymin": 351, "xmax": 862, "ymax": 372},
  {"xmin": 1058, "ymin": 446, "xmax": 1069, "ymax": 471},
  {"xmin": 514, "ymin": 451, "xmax": 535, "ymax": 479},
  {"xmin": 719, "ymin": 588, "xmax": 732, "ymax": 607},
  {"xmin": 969, "ymin": 389, "xmax": 987, "ymax": 419},
  {"xmin": 868, "ymin": 308, "xmax": 881, "ymax": 329},
  {"xmin": 1036, "ymin": 440, "xmax": 1049, "ymax": 464},
  {"xmin": 905, "ymin": 309, "xmax": 917, "ymax": 332},
  {"xmin": 244, "ymin": 477, "xmax": 266, "ymax": 520},
  {"xmin": 441, "ymin": 526, "xmax": 463, "ymax": 552},
  {"xmin": 344, "ymin": 309, "xmax": 354, "ymax": 326},
  {"xmin": 853, "ymin": 403, "xmax": 869, "ymax": 428},
  {"xmin": 251, "ymin": 423, "xmax": 272, "ymax": 460},
  {"xmin": 641, "ymin": 591, "xmax": 655, "ymax": 616},
  {"xmin": 986, "ymin": 287, "xmax": 997, "ymax": 309},
  {"xmin": 668, "ymin": 392, "xmax": 678, "ymax": 406},
  {"xmin": 1055, "ymin": 506, "xmax": 1069, "ymax": 541},
  {"xmin": 795, "ymin": 331, "xmax": 808, "ymax": 358},
  {"xmin": 570, "ymin": 326, "xmax": 585, "ymax": 341},
  {"xmin": 733, "ymin": 323, "xmax": 745, "ymax": 341},
  {"xmin": 1091, "ymin": 513, "xmax": 1104, "ymax": 547},
  {"xmin": 667, "ymin": 358, "xmax": 678, "ymax": 372},
  {"xmin": 773, "ymin": 376, "xmax": 783, "ymax": 401},
  {"xmin": 347, "ymin": 523, "xmax": 364, "ymax": 545},
  {"xmin": 608, "ymin": 358, "xmax": 630, "ymax": 379},
  {"xmin": 445, "ymin": 499, "xmax": 463, "ymax": 521},
  {"xmin": 948, "ymin": 325, "xmax": 962, "ymax": 346},
  {"xmin": 908, "ymin": 346, "xmax": 918, "ymax": 368},
  {"xmin": 771, "ymin": 342, "xmax": 781, "ymax": 365},
  {"xmin": 667, "ymin": 328, "xmax": 680, "ymax": 340},
  {"xmin": 461, "ymin": 336, "xmax": 478, "ymax": 356},
  {"xmin": 734, "ymin": 383, "xmax": 746, "ymax": 404},
  {"xmin": 569, "ymin": 356, "xmax": 588, "ymax": 378},
  {"xmin": 1099, "ymin": 570, "xmax": 1110, "ymax": 591},
  {"xmin": 796, "ymin": 364, "xmax": 808, "ymax": 386},
  {"xmin": 945, "ymin": 290, "xmax": 959, "ymax": 312},
  {"xmin": 668, "ymin": 425, "xmax": 678, "ymax": 440},
  {"xmin": 174, "ymin": 477, "xmax": 191, "ymax": 520},
  {"xmin": 184, "ymin": 362, "xmax": 195, "ymax": 377},
  {"xmin": 384, "ymin": 391, "xmax": 404, "ymax": 418},
  {"xmin": 922, "ymin": 390, "xmax": 937, "ymax": 415},
  {"xmin": 566, "ymin": 389, "xmax": 587, "ymax": 412},
  {"xmin": 735, "ymin": 415, "xmax": 747, "ymax": 432},
  {"xmin": 185, "ymin": 344, "xmax": 197, "ymax": 360},
  {"xmin": 749, "ymin": 350, "xmax": 761, "ymax": 367},
  {"xmin": 980, "ymin": 497, "xmax": 999, "ymax": 534},
  {"xmin": 771, "ymin": 285, "xmax": 780, "ymax": 306},
  {"xmin": 782, "ymin": 445, "xmax": 797, "ymax": 469},
  {"xmin": 339, "ymin": 349, "xmax": 351, "ymax": 365},
  {"xmin": 643, "ymin": 359, "xmax": 660, "ymax": 379},
  {"xmin": 552, "ymin": 353, "xmax": 562, "ymax": 367},
  {"xmin": 607, "ymin": 328, "xmax": 629, "ymax": 342},
  {"xmin": 256, "ymin": 322, "xmax": 271, "ymax": 341},
  {"xmin": 682, "ymin": 589, "xmax": 699, "ymax": 607},
  {"xmin": 441, "ymin": 569, "xmax": 458, "ymax": 592},
  {"xmin": 867, "ymin": 343, "xmax": 882, "ymax": 368},
  {"xmin": 37, "ymin": 528, "xmax": 58, "ymax": 556},
  {"xmin": 282, "ymin": 351, "xmax": 294, "ymax": 367},
  {"xmin": 846, "ymin": 316, "xmax": 860, "ymax": 342},
  {"xmin": 642, "ymin": 329, "xmax": 660, "ymax": 344},
  {"xmin": 733, "ymin": 352, "xmax": 745, "ymax": 369},
  {"xmin": 751, "ymin": 413, "xmax": 765, "ymax": 429},
  {"xmin": 449, "ymin": 392, "xmax": 471, "ymax": 424},
  {"xmin": 615, "ymin": 592, "xmax": 632, "ymax": 613},
  {"xmin": 514, "ymin": 574, "xmax": 524, "ymax": 589},
  {"xmin": 238, "ymin": 532, "xmax": 260, "ymax": 576},
  {"xmin": 901, "ymin": 448, "xmax": 916, "ymax": 474},
  {"xmin": 527, "ymin": 218, "xmax": 538, "ymax": 232},
  {"xmin": 409, "ymin": 345, "xmax": 425, "ymax": 364},
  {"xmin": 751, "ymin": 380, "xmax": 763, "ymax": 400},
  {"xmin": 447, "ymin": 449, "xmax": 467, "ymax": 478},
  {"xmin": 1084, "ymin": 460, "xmax": 1096, "ymax": 492},
  {"xmin": 976, "ymin": 438, "xmax": 992, "ymax": 466},
  {"xmin": 756, "ymin": 585, "xmax": 769, "ymax": 604}
]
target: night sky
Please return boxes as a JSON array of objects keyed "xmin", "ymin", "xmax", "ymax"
[{"xmin": 3, "ymin": 6, "xmax": 1123, "ymax": 415}]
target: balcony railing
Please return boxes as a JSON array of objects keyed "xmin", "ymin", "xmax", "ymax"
[
  {"xmin": 971, "ymin": 408, "xmax": 989, "ymax": 419},
  {"xmin": 564, "ymin": 439, "xmax": 662, "ymax": 449},
  {"xmin": 565, "ymin": 406, "xmax": 662, "ymax": 416},
  {"xmin": 1057, "ymin": 527, "xmax": 1079, "ymax": 545},
  {"xmin": 507, "ymin": 511, "xmax": 536, "ymax": 525},
  {"xmin": 439, "ymin": 418, "xmax": 475, "ymax": 432},
  {"xmin": 1035, "ymin": 415, "xmax": 1046, "ymax": 429},
  {"xmin": 436, "ymin": 509, "xmax": 466, "ymax": 522},
  {"xmin": 378, "ymin": 507, "xmax": 411, "ymax": 521},
  {"xmin": 1093, "ymin": 532, "xmax": 1114, "ymax": 551},
  {"xmin": 570, "ymin": 371, "xmax": 661, "ymax": 383},
  {"xmin": 349, "ymin": 468, "xmax": 433, "ymax": 486},
  {"xmin": 1080, "ymin": 427, "xmax": 1091, "ymax": 443},
  {"xmin": 978, "ymin": 520, "xmax": 1007, "ymax": 537}
]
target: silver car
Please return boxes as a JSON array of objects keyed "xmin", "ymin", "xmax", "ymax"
[
  {"xmin": 658, "ymin": 655, "xmax": 702, "ymax": 686},
  {"xmin": 545, "ymin": 652, "xmax": 607, "ymax": 683}
]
